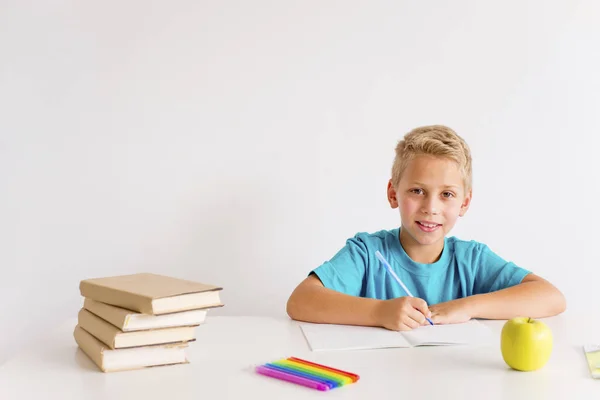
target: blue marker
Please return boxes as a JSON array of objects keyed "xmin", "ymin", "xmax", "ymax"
[{"xmin": 375, "ymin": 250, "xmax": 434, "ymax": 326}]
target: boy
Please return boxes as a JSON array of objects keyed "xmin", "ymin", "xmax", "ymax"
[{"xmin": 287, "ymin": 125, "xmax": 566, "ymax": 331}]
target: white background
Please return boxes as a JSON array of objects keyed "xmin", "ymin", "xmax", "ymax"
[{"xmin": 1, "ymin": 1, "xmax": 598, "ymax": 364}]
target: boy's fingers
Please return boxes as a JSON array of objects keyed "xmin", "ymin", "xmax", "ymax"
[
  {"xmin": 405, "ymin": 307, "xmax": 426, "ymax": 326},
  {"xmin": 402, "ymin": 315, "xmax": 421, "ymax": 329},
  {"xmin": 397, "ymin": 323, "xmax": 413, "ymax": 332},
  {"xmin": 409, "ymin": 297, "xmax": 431, "ymax": 318}
]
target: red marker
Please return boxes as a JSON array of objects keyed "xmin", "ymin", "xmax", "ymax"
[{"xmin": 287, "ymin": 357, "xmax": 360, "ymax": 382}]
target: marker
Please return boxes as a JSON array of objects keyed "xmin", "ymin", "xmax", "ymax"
[
  {"xmin": 255, "ymin": 365, "xmax": 330, "ymax": 391},
  {"xmin": 375, "ymin": 250, "xmax": 434, "ymax": 326},
  {"xmin": 263, "ymin": 364, "xmax": 339, "ymax": 389},
  {"xmin": 288, "ymin": 357, "xmax": 360, "ymax": 382},
  {"xmin": 272, "ymin": 359, "xmax": 352, "ymax": 385}
]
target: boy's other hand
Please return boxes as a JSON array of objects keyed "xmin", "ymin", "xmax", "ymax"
[
  {"xmin": 375, "ymin": 297, "xmax": 432, "ymax": 331},
  {"xmin": 428, "ymin": 298, "xmax": 472, "ymax": 325}
]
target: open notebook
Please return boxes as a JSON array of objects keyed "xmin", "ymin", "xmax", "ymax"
[{"xmin": 300, "ymin": 320, "xmax": 495, "ymax": 351}]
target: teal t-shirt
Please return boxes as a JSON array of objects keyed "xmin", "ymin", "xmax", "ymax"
[{"xmin": 311, "ymin": 228, "xmax": 530, "ymax": 305}]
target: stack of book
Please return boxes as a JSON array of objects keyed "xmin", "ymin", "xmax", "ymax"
[{"xmin": 74, "ymin": 272, "xmax": 223, "ymax": 372}]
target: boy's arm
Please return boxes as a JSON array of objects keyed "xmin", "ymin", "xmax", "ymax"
[
  {"xmin": 468, "ymin": 273, "xmax": 566, "ymax": 319},
  {"xmin": 286, "ymin": 274, "xmax": 432, "ymax": 330},
  {"xmin": 286, "ymin": 274, "xmax": 382, "ymax": 327},
  {"xmin": 429, "ymin": 273, "xmax": 566, "ymax": 323}
]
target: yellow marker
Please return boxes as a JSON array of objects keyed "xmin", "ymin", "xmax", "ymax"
[{"xmin": 272, "ymin": 359, "xmax": 353, "ymax": 385}]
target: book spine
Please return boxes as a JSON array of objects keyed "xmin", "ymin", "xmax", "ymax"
[
  {"xmin": 73, "ymin": 325, "xmax": 107, "ymax": 372},
  {"xmin": 83, "ymin": 299, "xmax": 129, "ymax": 330},
  {"xmin": 77, "ymin": 309, "xmax": 120, "ymax": 349}
]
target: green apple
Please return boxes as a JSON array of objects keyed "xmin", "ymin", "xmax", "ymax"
[{"xmin": 501, "ymin": 317, "xmax": 553, "ymax": 371}]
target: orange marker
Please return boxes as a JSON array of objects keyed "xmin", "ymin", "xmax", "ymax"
[{"xmin": 288, "ymin": 357, "xmax": 360, "ymax": 382}]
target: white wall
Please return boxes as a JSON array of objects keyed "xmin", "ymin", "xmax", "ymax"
[{"xmin": 1, "ymin": 0, "xmax": 598, "ymax": 364}]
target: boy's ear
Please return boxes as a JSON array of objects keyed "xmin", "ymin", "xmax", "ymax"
[
  {"xmin": 387, "ymin": 180, "xmax": 399, "ymax": 209},
  {"xmin": 459, "ymin": 189, "xmax": 472, "ymax": 217}
]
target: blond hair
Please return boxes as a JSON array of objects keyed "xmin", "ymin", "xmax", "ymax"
[{"xmin": 391, "ymin": 125, "xmax": 472, "ymax": 191}]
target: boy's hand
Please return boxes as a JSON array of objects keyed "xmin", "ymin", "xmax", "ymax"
[
  {"xmin": 375, "ymin": 297, "xmax": 432, "ymax": 331},
  {"xmin": 428, "ymin": 298, "xmax": 472, "ymax": 325}
]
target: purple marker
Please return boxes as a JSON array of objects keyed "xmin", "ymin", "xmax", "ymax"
[{"xmin": 255, "ymin": 365, "xmax": 330, "ymax": 391}]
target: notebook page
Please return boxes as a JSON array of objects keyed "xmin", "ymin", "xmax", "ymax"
[
  {"xmin": 401, "ymin": 319, "xmax": 495, "ymax": 346},
  {"xmin": 300, "ymin": 323, "xmax": 412, "ymax": 351},
  {"xmin": 583, "ymin": 345, "xmax": 600, "ymax": 378}
]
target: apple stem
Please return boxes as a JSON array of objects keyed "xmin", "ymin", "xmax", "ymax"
[{"xmin": 528, "ymin": 317, "xmax": 531, "ymax": 323}]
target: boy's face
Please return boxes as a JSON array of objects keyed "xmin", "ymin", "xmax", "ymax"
[{"xmin": 387, "ymin": 154, "xmax": 472, "ymax": 247}]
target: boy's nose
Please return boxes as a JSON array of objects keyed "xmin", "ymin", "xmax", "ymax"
[{"xmin": 421, "ymin": 199, "xmax": 441, "ymax": 215}]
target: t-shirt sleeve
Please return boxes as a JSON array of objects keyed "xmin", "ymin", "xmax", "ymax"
[
  {"xmin": 310, "ymin": 235, "xmax": 368, "ymax": 297},
  {"xmin": 473, "ymin": 244, "xmax": 531, "ymax": 294}
]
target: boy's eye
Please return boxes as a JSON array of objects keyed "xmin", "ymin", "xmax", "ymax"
[
  {"xmin": 410, "ymin": 188, "xmax": 424, "ymax": 195},
  {"xmin": 442, "ymin": 192, "xmax": 455, "ymax": 198}
]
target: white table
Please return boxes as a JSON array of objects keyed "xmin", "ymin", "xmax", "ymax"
[{"xmin": 0, "ymin": 313, "xmax": 598, "ymax": 399}]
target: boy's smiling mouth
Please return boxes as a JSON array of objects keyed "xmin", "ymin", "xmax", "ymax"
[{"xmin": 416, "ymin": 221, "xmax": 441, "ymax": 232}]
